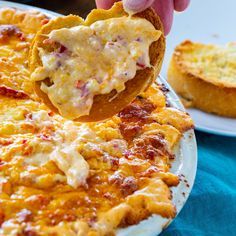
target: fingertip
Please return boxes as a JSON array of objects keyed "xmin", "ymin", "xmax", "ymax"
[
  {"xmin": 123, "ymin": 0, "xmax": 155, "ymax": 13},
  {"xmin": 95, "ymin": 0, "xmax": 116, "ymax": 9},
  {"xmin": 152, "ymin": 0, "xmax": 174, "ymax": 35},
  {"xmin": 174, "ymin": 0, "xmax": 190, "ymax": 12}
]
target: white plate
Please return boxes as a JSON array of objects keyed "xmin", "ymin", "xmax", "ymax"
[
  {"xmin": 162, "ymin": 0, "xmax": 236, "ymax": 137},
  {"xmin": 0, "ymin": 2, "xmax": 197, "ymax": 235},
  {"xmin": 187, "ymin": 109, "xmax": 236, "ymax": 137}
]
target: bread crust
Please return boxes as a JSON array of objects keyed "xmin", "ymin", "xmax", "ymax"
[
  {"xmin": 168, "ymin": 40, "xmax": 236, "ymax": 118},
  {"xmin": 30, "ymin": 2, "xmax": 165, "ymax": 122}
]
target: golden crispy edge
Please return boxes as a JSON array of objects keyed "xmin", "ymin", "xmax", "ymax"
[
  {"xmin": 172, "ymin": 40, "xmax": 236, "ymax": 88},
  {"xmin": 168, "ymin": 55, "xmax": 236, "ymax": 118},
  {"xmin": 0, "ymin": 7, "xmax": 48, "ymax": 33},
  {"xmin": 29, "ymin": 2, "xmax": 165, "ymax": 122},
  {"xmin": 39, "ymin": 178, "xmax": 176, "ymax": 235}
]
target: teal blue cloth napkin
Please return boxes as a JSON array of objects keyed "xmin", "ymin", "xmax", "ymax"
[{"xmin": 161, "ymin": 131, "xmax": 236, "ymax": 236}]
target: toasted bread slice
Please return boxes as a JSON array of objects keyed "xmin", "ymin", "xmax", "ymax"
[
  {"xmin": 168, "ymin": 40, "xmax": 236, "ymax": 118},
  {"xmin": 30, "ymin": 2, "xmax": 165, "ymax": 122}
]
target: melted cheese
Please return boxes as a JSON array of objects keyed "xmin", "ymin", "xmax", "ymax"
[
  {"xmin": 1, "ymin": 220, "xmax": 24, "ymax": 236},
  {"xmin": 31, "ymin": 17, "xmax": 161, "ymax": 119},
  {"xmin": 24, "ymin": 115, "xmax": 91, "ymax": 188},
  {"xmin": 50, "ymin": 121, "xmax": 91, "ymax": 188},
  {"xmin": 50, "ymin": 144, "xmax": 89, "ymax": 188},
  {"xmin": 24, "ymin": 152, "xmax": 50, "ymax": 168},
  {"xmin": 10, "ymin": 111, "xmax": 128, "ymax": 189}
]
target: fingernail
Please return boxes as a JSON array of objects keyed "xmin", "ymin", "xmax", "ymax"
[
  {"xmin": 174, "ymin": 0, "xmax": 190, "ymax": 12},
  {"xmin": 124, "ymin": 0, "xmax": 155, "ymax": 13},
  {"xmin": 95, "ymin": 0, "xmax": 116, "ymax": 9}
]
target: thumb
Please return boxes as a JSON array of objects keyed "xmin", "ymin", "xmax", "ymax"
[{"xmin": 123, "ymin": 0, "xmax": 155, "ymax": 13}]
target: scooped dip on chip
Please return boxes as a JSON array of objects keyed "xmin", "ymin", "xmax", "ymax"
[{"xmin": 30, "ymin": 4, "xmax": 164, "ymax": 121}]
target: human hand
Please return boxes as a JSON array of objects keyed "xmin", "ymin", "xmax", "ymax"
[{"xmin": 95, "ymin": 0, "xmax": 190, "ymax": 35}]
